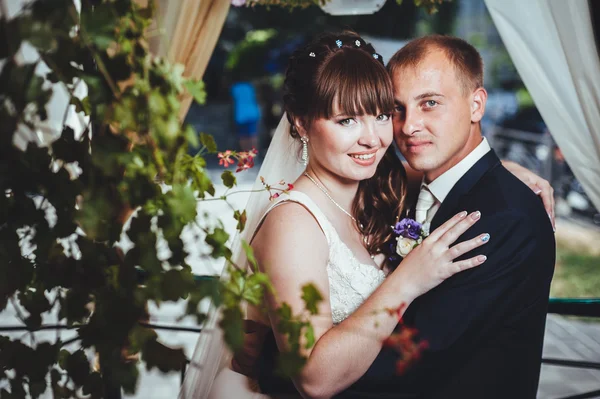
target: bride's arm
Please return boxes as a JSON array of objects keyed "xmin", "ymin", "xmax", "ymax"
[{"xmin": 253, "ymin": 203, "xmax": 489, "ymax": 399}]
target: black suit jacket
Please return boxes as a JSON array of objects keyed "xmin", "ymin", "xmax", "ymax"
[
  {"xmin": 346, "ymin": 150, "xmax": 556, "ymax": 398},
  {"xmin": 259, "ymin": 150, "xmax": 555, "ymax": 399}
]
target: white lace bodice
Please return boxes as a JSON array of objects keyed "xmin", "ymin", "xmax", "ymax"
[{"xmin": 262, "ymin": 191, "xmax": 386, "ymax": 324}]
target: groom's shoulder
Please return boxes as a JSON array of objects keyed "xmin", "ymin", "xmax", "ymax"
[{"xmin": 469, "ymin": 164, "xmax": 548, "ymax": 225}]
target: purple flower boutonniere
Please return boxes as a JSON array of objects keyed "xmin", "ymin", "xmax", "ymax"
[{"xmin": 392, "ymin": 218, "xmax": 430, "ymax": 258}]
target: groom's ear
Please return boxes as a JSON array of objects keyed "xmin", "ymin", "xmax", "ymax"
[{"xmin": 470, "ymin": 87, "xmax": 487, "ymax": 123}]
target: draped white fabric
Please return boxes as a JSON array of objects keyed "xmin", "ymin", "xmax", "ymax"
[
  {"xmin": 484, "ymin": 0, "xmax": 600, "ymax": 211},
  {"xmin": 180, "ymin": 116, "xmax": 305, "ymax": 398}
]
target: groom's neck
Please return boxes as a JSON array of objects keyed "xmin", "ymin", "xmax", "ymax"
[{"xmin": 423, "ymin": 132, "xmax": 483, "ymax": 183}]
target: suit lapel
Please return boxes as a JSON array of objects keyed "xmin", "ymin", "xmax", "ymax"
[{"xmin": 430, "ymin": 150, "xmax": 502, "ymax": 231}]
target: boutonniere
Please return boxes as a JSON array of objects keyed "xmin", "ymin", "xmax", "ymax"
[{"xmin": 392, "ymin": 218, "xmax": 430, "ymax": 258}]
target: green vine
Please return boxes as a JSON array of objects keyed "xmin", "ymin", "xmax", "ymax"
[
  {"xmin": 0, "ymin": 0, "xmax": 321, "ymax": 397},
  {"xmin": 242, "ymin": 0, "xmax": 449, "ymax": 14},
  {"xmin": 0, "ymin": 0, "xmax": 433, "ymax": 396}
]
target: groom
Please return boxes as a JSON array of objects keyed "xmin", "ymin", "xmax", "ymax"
[{"xmin": 347, "ymin": 35, "xmax": 556, "ymax": 398}]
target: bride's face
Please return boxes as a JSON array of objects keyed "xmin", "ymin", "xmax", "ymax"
[{"xmin": 305, "ymin": 109, "xmax": 393, "ymax": 183}]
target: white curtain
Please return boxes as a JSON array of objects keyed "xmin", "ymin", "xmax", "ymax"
[{"xmin": 484, "ymin": 0, "xmax": 600, "ymax": 211}]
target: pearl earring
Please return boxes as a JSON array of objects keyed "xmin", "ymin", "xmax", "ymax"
[{"xmin": 300, "ymin": 136, "xmax": 309, "ymax": 166}]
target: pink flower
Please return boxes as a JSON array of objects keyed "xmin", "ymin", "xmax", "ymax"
[
  {"xmin": 235, "ymin": 156, "xmax": 255, "ymax": 173},
  {"xmin": 218, "ymin": 151, "xmax": 234, "ymax": 167}
]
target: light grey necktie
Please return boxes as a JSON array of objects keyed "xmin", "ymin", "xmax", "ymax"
[{"xmin": 415, "ymin": 185, "xmax": 436, "ymax": 224}]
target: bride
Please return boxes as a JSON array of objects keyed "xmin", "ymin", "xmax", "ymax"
[{"xmin": 181, "ymin": 31, "xmax": 553, "ymax": 399}]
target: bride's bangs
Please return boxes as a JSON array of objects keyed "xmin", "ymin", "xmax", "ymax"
[{"xmin": 313, "ymin": 50, "xmax": 394, "ymax": 120}]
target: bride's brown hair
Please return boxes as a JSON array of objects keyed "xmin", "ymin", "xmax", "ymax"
[{"xmin": 283, "ymin": 31, "xmax": 407, "ymax": 261}]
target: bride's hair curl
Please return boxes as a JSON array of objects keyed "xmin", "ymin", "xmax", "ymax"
[{"xmin": 283, "ymin": 30, "xmax": 407, "ymax": 265}]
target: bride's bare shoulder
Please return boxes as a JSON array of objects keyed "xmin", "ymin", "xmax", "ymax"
[{"xmin": 252, "ymin": 200, "xmax": 327, "ymax": 255}]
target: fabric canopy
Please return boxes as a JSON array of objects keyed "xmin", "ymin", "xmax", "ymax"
[
  {"xmin": 484, "ymin": 0, "xmax": 600, "ymax": 211},
  {"xmin": 147, "ymin": 0, "xmax": 230, "ymax": 120}
]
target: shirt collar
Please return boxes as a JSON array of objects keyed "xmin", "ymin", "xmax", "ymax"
[{"xmin": 424, "ymin": 137, "xmax": 491, "ymax": 203}]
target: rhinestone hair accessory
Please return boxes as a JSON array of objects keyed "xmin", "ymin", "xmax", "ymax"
[
  {"xmin": 336, "ymin": 39, "xmax": 342, "ymax": 48},
  {"xmin": 309, "ymin": 52, "xmax": 315, "ymax": 57},
  {"xmin": 373, "ymin": 53, "xmax": 379, "ymax": 59},
  {"xmin": 355, "ymin": 40, "xmax": 361, "ymax": 47}
]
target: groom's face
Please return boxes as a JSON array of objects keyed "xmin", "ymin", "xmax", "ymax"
[{"xmin": 392, "ymin": 51, "xmax": 484, "ymax": 183}]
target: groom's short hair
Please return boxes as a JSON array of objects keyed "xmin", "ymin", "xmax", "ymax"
[{"xmin": 387, "ymin": 35, "xmax": 484, "ymax": 95}]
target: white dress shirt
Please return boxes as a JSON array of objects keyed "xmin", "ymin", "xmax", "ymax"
[{"xmin": 421, "ymin": 137, "xmax": 491, "ymax": 222}]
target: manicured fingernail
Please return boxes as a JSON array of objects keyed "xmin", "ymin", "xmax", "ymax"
[
  {"xmin": 481, "ymin": 233, "xmax": 490, "ymax": 242},
  {"xmin": 471, "ymin": 211, "xmax": 481, "ymax": 220},
  {"xmin": 477, "ymin": 255, "xmax": 487, "ymax": 262},
  {"xmin": 535, "ymin": 189, "xmax": 542, "ymax": 195},
  {"xmin": 458, "ymin": 211, "xmax": 468, "ymax": 218},
  {"xmin": 547, "ymin": 213, "xmax": 556, "ymax": 232}
]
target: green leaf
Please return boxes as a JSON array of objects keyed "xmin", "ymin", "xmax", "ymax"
[
  {"xmin": 8, "ymin": 379, "xmax": 26, "ymax": 398},
  {"xmin": 301, "ymin": 283, "xmax": 323, "ymax": 315},
  {"xmin": 223, "ymin": 267, "xmax": 245, "ymax": 301},
  {"xmin": 242, "ymin": 272, "xmax": 270, "ymax": 306},
  {"xmin": 199, "ymin": 133, "xmax": 217, "ymax": 153},
  {"xmin": 166, "ymin": 185, "xmax": 198, "ymax": 225},
  {"xmin": 58, "ymin": 350, "xmax": 70, "ymax": 370},
  {"xmin": 192, "ymin": 171, "xmax": 215, "ymax": 198},
  {"xmin": 82, "ymin": 372, "xmax": 103, "ymax": 399},
  {"xmin": 116, "ymin": 361, "xmax": 140, "ymax": 394},
  {"xmin": 242, "ymin": 240, "xmax": 257, "ymax": 271},
  {"xmin": 184, "ymin": 124, "xmax": 199, "ymax": 148},
  {"xmin": 205, "ymin": 227, "xmax": 231, "ymax": 259},
  {"xmin": 160, "ymin": 269, "xmax": 194, "ymax": 301},
  {"xmin": 63, "ymin": 289, "xmax": 92, "ymax": 323},
  {"xmin": 219, "ymin": 307, "xmax": 244, "ymax": 352},
  {"xmin": 52, "ymin": 126, "xmax": 88, "ymax": 163},
  {"xmin": 196, "ymin": 277, "xmax": 221, "ymax": 304},
  {"xmin": 0, "ymin": 18, "xmax": 22, "ymax": 59},
  {"xmin": 28, "ymin": 379, "xmax": 47, "ymax": 399},
  {"xmin": 18, "ymin": 289, "xmax": 51, "ymax": 329},
  {"xmin": 70, "ymin": 96, "xmax": 91, "ymax": 115},
  {"xmin": 65, "ymin": 349, "xmax": 91, "ymax": 386},
  {"xmin": 304, "ymin": 324, "xmax": 316, "ymax": 349},
  {"xmin": 221, "ymin": 170, "xmax": 236, "ymax": 188},
  {"xmin": 113, "ymin": 96, "xmax": 138, "ymax": 131},
  {"xmin": 234, "ymin": 210, "xmax": 247, "ymax": 232},
  {"xmin": 183, "ymin": 78, "xmax": 206, "ymax": 105},
  {"xmin": 142, "ymin": 339, "xmax": 187, "ymax": 373},
  {"xmin": 80, "ymin": 4, "xmax": 116, "ymax": 50},
  {"xmin": 278, "ymin": 302, "xmax": 292, "ymax": 320},
  {"xmin": 182, "ymin": 153, "xmax": 207, "ymax": 171}
]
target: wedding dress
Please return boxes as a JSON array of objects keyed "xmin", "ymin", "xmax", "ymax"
[
  {"xmin": 207, "ymin": 190, "xmax": 386, "ymax": 398},
  {"xmin": 181, "ymin": 115, "xmax": 386, "ymax": 398}
]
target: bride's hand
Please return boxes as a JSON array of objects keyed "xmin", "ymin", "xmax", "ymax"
[
  {"xmin": 502, "ymin": 160, "xmax": 555, "ymax": 231},
  {"xmin": 396, "ymin": 211, "xmax": 489, "ymax": 300}
]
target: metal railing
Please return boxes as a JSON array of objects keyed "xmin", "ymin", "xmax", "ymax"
[
  {"xmin": 2, "ymin": 273, "xmax": 599, "ymax": 399},
  {"xmin": 543, "ymin": 298, "xmax": 600, "ymax": 399},
  {"xmin": 489, "ymin": 125, "xmax": 599, "ymax": 222}
]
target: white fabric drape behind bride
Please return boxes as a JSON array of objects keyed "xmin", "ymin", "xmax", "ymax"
[{"xmin": 484, "ymin": 0, "xmax": 600, "ymax": 212}]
